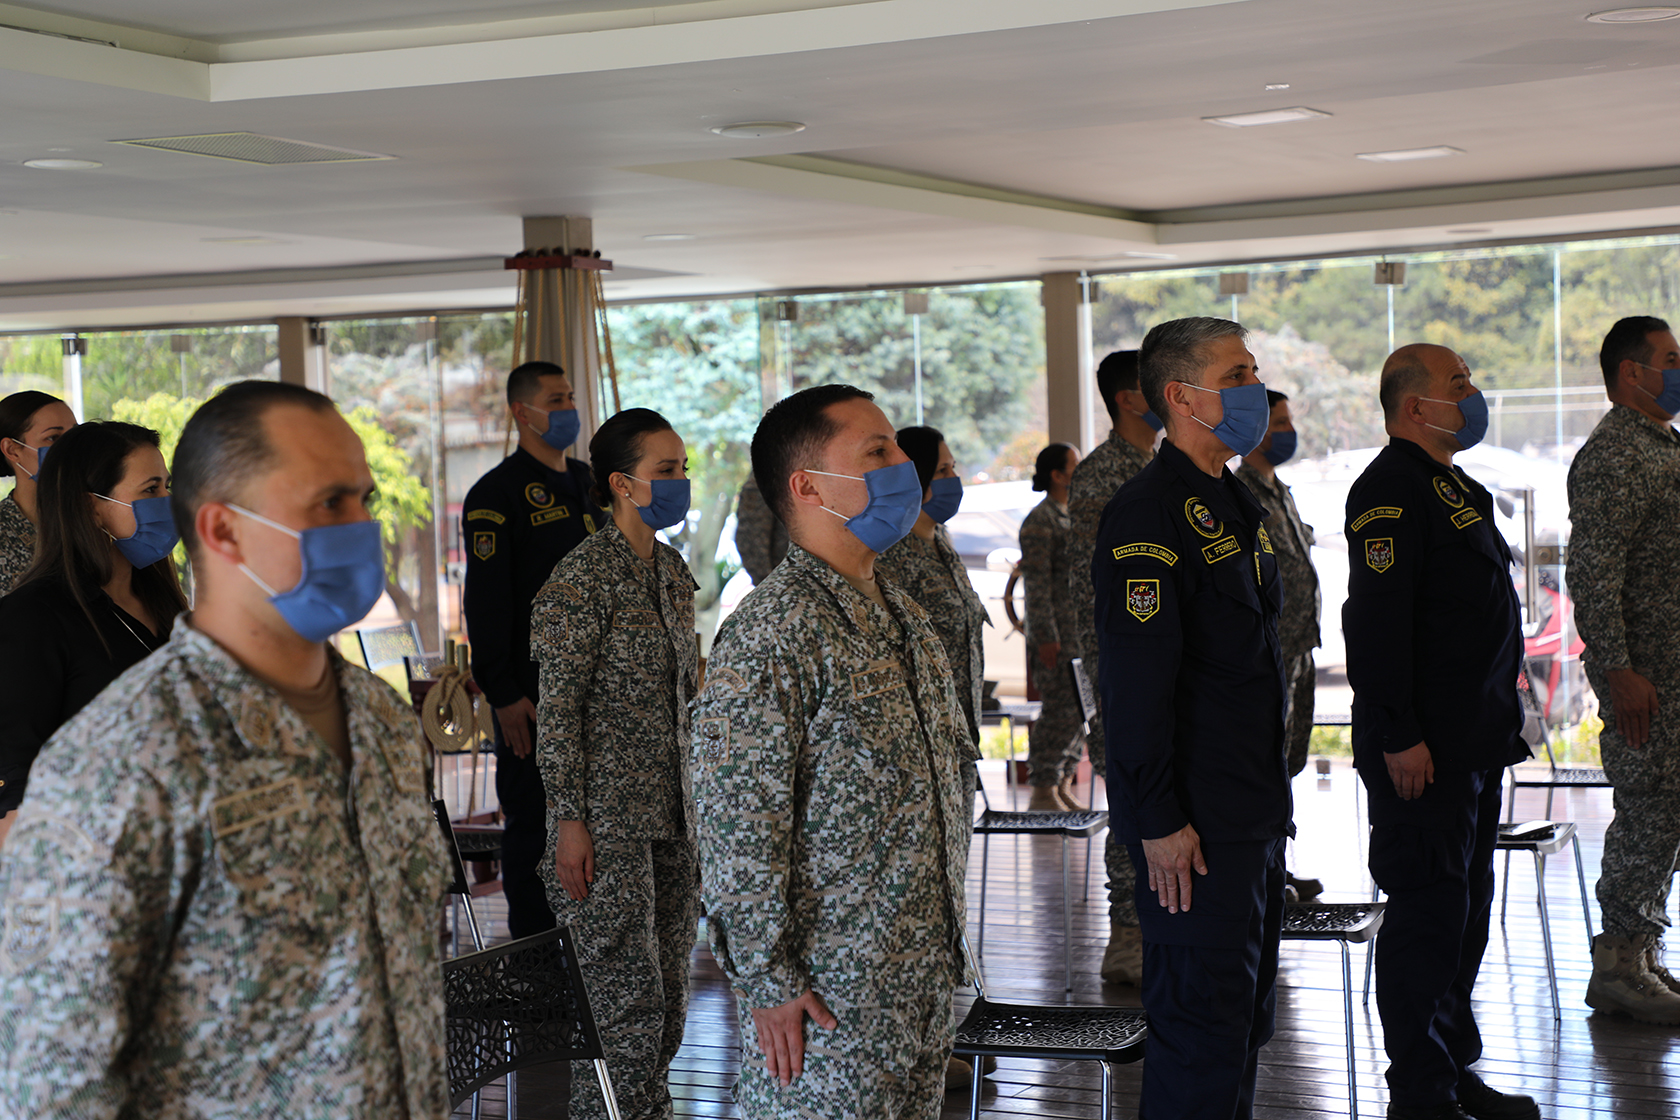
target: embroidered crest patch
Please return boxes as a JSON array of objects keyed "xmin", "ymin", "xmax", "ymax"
[
  {"xmin": 473, "ymin": 531, "xmax": 496, "ymax": 560},
  {"xmin": 1184, "ymin": 498, "xmax": 1224, "ymax": 538},
  {"xmin": 525, "ymin": 482, "xmax": 554, "ymax": 508},
  {"xmin": 1126, "ymin": 579, "xmax": 1161, "ymax": 622},
  {"xmin": 1432, "ymin": 477, "xmax": 1464, "ymax": 508},
  {"xmin": 1365, "ymin": 537, "xmax": 1394, "ymax": 573}
]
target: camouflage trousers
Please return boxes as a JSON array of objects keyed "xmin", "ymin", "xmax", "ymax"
[
  {"xmin": 1027, "ymin": 654, "xmax": 1085, "ymax": 787},
  {"xmin": 546, "ymin": 831, "xmax": 699, "ymax": 1120},
  {"xmin": 733, "ymin": 990, "xmax": 951, "ymax": 1120},
  {"xmin": 1589, "ymin": 666, "xmax": 1680, "ymax": 939},
  {"xmin": 1284, "ymin": 651, "xmax": 1316, "ymax": 780},
  {"xmin": 1086, "ymin": 706, "xmax": 1140, "ymax": 928}
]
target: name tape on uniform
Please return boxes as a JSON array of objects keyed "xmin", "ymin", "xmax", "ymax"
[{"xmin": 1201, "ymin": 535, "xmax": 1242, "ymax": 564}]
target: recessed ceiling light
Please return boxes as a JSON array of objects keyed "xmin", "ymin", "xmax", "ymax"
[
  {"xmin": 1203, "ymin": 106, "xmax": 1331, "ymax": 128},
  {"xmin": 1264, "ymin": 83, "xmax": 1291, "ymax": 91},
  {"xmin": 642, "ymin": 233, "xmax": 696, "ymax": 241},
  {"xmin": 201, "ymin": 236, "xmax": 280, "ymax": 244},
  {"xmin": 1585, "ymin": 7, "xmax": 1680, "ymax": 22},
  {"xmin": 710, "ymin": 121, "xmax": 806, "ymax": 139},
  {"xmin": 1447, "ymin": 227, "xmax": 1493, "ymax": 235},
  {"xmin": 23, "ymin": 158, "xmax": 102, "ymax": 170},
  {"xmin": 1124, "ymin": 251, "xmax": 1180, "ymax": 260},
  {"xmin": 1357, "ymin": 145, "xmax": 1465, "ymax": 162}
]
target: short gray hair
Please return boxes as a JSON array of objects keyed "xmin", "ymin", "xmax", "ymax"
[{"xmin": 1138, "ymin": 317, "xmax": 1249, "ymax": 424}]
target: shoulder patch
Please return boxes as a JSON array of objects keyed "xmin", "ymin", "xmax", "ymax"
[
  {"xmin": 695, "ymin": 716, "xmax": 730, "ymax": 770},
  {"xmin": 472, "ymin": 531, "xmax": 496, "ymax": 560},
  {"xmin": 1184, "ymin": 497, "xmax": 1224, "ymax": 538},
  {"xmin": 583, "ymin": 513, "xmax": 597, "ymax": 534},
  {"xmin": 701, "ymin": 666, "xmax": 749, "ymax": 700},
  {"xmin": 1125, "ymin": 579, "xmax": 1161, "ymax": 621},
  {"xmin": 1111, "ymin": 542, "xmax": 1179, "ymax": 566},
  {"xmin": 1201, "ymin": 535, "xmax": 1242, "ymax": 564},
  {"xmin": 1432, "ymin": 477, "xmax": 1464, "ymax": 508},
  {"xmin": 1451, "ymin": 507, "xmax": 1482, "ymax": 530},
  {"xmin": 1351, "ymin": 506, "xmax": 1403, "ymax": 533},
  {"xmin": 1256, "ymin": 524, "xmax": 1274, "ymax": 554},
  {"xmin": 1365, "ymin": 537, "xmax": 1394, "ymax": 572},
  {"xmin": 465, "ymin": 508, "xmax": 505, "ymax": 524},
  {"xmin": 525, "ymin": 482, "xmax": 555, "ymax": 508},
  {"xmin": 552, "ymin": 582, "xmax": 583, "ymax": 603}
]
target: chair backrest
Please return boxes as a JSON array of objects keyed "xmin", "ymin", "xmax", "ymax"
[
  {"xmin": 1070, "ymin": 658, "xmax": 1099, "ymax": 727},
  {"xmin": 356, "ymin": 620, "xmax": 425, "ymax": 673},
  {"xmin": 1516, "ymin": 654, "xmax": 1562, "ymax": 772},
  {"xmin": 433, "ymin": 799, "xmax": 473, "ymax": 898},
  {"xmin": 441, "ymin": 925, "xmax": 607, "ymax": 1109}
]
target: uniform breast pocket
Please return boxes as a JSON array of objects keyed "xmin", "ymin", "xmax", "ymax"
[
  {"xmin": 211, "ymin": 776, "xmax": 352, "ymax": 941},
  {"xmin": 1181, "ymin": 561, "xmax": 1262, "ymax": 653},
  {"xmin": 804, "ymin": 740, "xmax": 922, "ymax": 878}
]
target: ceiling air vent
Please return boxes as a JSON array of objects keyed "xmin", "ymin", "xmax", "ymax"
[{"xmin": 112, "ymin": 133, "xmax": 394, "ymax": 165}]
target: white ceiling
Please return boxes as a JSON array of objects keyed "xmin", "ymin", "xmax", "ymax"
[{"xmin": 0, "ymin": 0, "xmax": 1678, "ymax": 329}]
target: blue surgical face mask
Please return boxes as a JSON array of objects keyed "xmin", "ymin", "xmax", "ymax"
[
  {"xmin": 1182, "ymin": 381, "xmax": 1270, "ymax": 457},
  {"xmin": 7, "ymin": 440, "xmax": 47, "ymax": 481},
  {"xmin": 808, "ymin": 459, "xmax": 924, "ymax": 554},
  {"xmin": 921, "ymin": 475, "xmax": 963, "ymax": 524},
  {"xmin": 93, "ymin": 493, "xmax": 178, "ymax": 568},
  {"xmin": 230, "ymin": 504, "xmax": 386, "ymax": 643},
  {"xmin": 626, "ymin": 475, "xmax": 691, "ymax": 530},
  {"xmin": 526, "ymin": 405, "xmax": 581, "ymax": 452},
  {"xmin": 1420, "ymin": 393, "xmax": 1489, "ymax": 450},
  {"xmin": 1131, "ymin": 407, "xmax": 1165, "ymax": 433},
  {"xmin": 1636, "ymin": 363, "xmax": 1680, "ymax": 417},
  {"xmin": 1262, "ymin": 430, "xmax": 1297, "ymax": 467}
]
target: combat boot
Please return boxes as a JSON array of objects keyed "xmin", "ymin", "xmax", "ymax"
[
  {"xmin": 1026, "ymin": 784, "xmax": 1063, "ymax": 812},
  {"xmin": 1585, "ymin": 933, "xmax": 1680, "ymax": 1023},
  {"xmin": 1100, "ymin": 919, "xmax": 1143, "ymax": 985},
  {"xmin": 1057, "ymin": 775, "xmax": 1086, "ymax": 811},
  {"xmin": 1646, "ymin": 938, "xmax": 1680, "ymax": 995}
]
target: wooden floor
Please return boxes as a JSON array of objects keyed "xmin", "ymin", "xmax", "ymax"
[{"xmin": 450, "ymin": 758, "xmax": 1680, "ymax": 1120}]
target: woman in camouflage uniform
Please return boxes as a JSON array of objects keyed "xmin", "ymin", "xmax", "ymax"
[
  {"xmin": 531, "ymin": 407, "xmax": 700, "ymax": 1120},
  {"xmin": 874, "ymin": 425, "xmax": 990, "ymax": 750},
  {"xmin": 0, "ymin": 390, "xmax": 77, "ymax": 594},
  {"xmin": 1018, "ymin": 442, "xmax": 1085, "ymax": 811}
]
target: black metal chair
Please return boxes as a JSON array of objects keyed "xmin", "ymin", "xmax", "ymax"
[
  {"xmin": 951, "ymin": 932, "xmax": 1147, "ymax": 1120},
  {"xmin": 1495, "ymin": 820, "xmax": 1592, "ymax": 1023},
  {"xmin": 433, "ymin": 799, "xmax": 487, "ymax": 955},
  {"xmin": 443, "ymin": 925, "xmax": 621, "ymax": 1120},
  {"xmin": 1281, "ymin": 901, "xmax": 1385, "ymax": 1120}
]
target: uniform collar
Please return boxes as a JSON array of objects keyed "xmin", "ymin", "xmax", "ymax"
[
  {"xmin": 784, "ymin": 543, "xmax": 916, "ymax": 637},
  {"xmin": 511, "ymin": 446, "xmax": 582, "ymax": 489},
  {"xmin": 1158, "ymin": 438, "xmax": 1264, "ymax": 527},
  {"xmin": 1608, "ymin": 401, "xmax": 1680, "ymax": 443}
]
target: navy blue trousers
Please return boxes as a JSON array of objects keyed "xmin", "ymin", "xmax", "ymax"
[
  {"xmin": 1362, "ymin": 766, "xmax": 1500, "ymax": 1107},
  {"xmin": 1129, "ymin": 837, "xmax": 1285, "ymax": 1120},
  {"xmin": 495, "ymin": 715, "xmax": 558, "ymax": 941}
]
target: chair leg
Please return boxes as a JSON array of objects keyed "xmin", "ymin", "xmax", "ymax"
[
  {"xmin": 1083, "ymin": 834, "xmax": 1094, "ymax": 905},
  {"xmin": 595, "ymin": 1058, "xmax": 623, "ymax": 1120},
  {"xmin": 461, "ymin": 894, "xmax": 486, "ymax": 953},
  {"xmin": 1341, "ymin": 940, "xmax": 1358, "ymax": 1120},
  {"xmin": 1571, "ymin": 832, "xmax": 1594, "ymax": 944},
  {"xmin": 508, "ymin": 1069, "xmax": 517, "ymax": 1120},
  {"xmin": 969, "ymin": 1055, "xmax": 983, "ymax": 1120},
  {"xmin": 1363, "ymin": 881, "xmax": 1378, "ymax": 1007},
  {"xmin": 1532, "ymin": 850, "xmax": 1560, "ymax": 1023},
  {"xmin": 978, "ymin": 833, "xmax": 990, "ymax": 958},
  {"xmin": 1101, "ymin": 1060, "xmax": 1114, "ymax": 1120},
  {"xmin": 1061, "ymin": 833, "xmax": 1073, "ymax": 993}
]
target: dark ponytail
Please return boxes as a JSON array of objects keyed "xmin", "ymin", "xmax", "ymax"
[
  {"xmin": 1031, "ymin": 442, "xmax": 1078, "ymax": 492},
  {"xmin": 588, "ymin": 408, "xmax": 674, "ymax": 508}
]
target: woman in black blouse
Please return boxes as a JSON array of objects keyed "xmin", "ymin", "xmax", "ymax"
[{"xmin": 0, "ymin": 422, "xmax": 187, "ymax": 845}]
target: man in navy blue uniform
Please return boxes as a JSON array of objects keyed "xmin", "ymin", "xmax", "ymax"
[
  {"xmin": 463, "ymin": 360, "xmax": 603, "ymax": 939},
  {"xmin": 1093, "ymin": 317, "xmax": 1291, "ymax": 1119},
  {"xmin": 1344, "ymin": 343, "xmax": 1537, "ymax": 1120}
]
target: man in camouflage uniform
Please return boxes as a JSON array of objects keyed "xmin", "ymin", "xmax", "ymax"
[
  {"xmin": 1065, "ymin": 349, "xmax": 1156, "ymax": 983},
  {"xmin": 733, "ymin": 472, "xmax": 789, "ymax": 584},
  {"xmin": 0, "ymin": 381, "xmax": 451, "ymax": 1118},
  {"xmin": 1235, "ymin": 390, "xmax": 1324, "ymax": 902},
  {"xmin": 1571, "ymin": 316, "xmax": 1680, "ymax": 1024},
  {"xmin": 693, "ymin": 385, "xmax": 970, "ymax": 1120}
]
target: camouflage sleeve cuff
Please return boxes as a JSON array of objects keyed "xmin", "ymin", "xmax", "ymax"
[{"xmin": 735, "ymin": 965, "xmax": 812, "ymax": 1011}]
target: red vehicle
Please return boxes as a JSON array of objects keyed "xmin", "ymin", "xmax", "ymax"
[{"xmin": 1522, "ymin": 571, "xmax": 1588, "ymax": 727}]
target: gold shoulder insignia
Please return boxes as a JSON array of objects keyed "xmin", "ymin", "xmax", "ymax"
[
  {"xmin": 1432, "ymin": 477, "xmax": 1464, "ymax": 508},
  {"xmin": 583, "ymin": 513, "xmax": 597, "ymax": 534},
  {"xmin": 1111, "ymin": 542, "xmax": 1179, "ymax": 566},
  {"xmin": 1184, "ymin": 497, "xmax": 1224, "ymax": 538},
  {"xmin": 472, "ymin": 531, "xmax": 496, "ymax": 561},
  {"xmin": 1257, "ymin": 525, "xmax": 1274, "ymax": 553},
  {"xmin": 1125, "ymin": 578, "xmax": 1161, "ymax": 621},
  {"xmin": 1351, "ymin": 506, "xmax": 1403, "ymax": 533},
  {"xmin": 1365, "ymin": 537, "xmax": 1394, "ymax": 572},
  {"xmin": 465, "ymin": 509, "xmax": 505, "ymax": 524}
]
